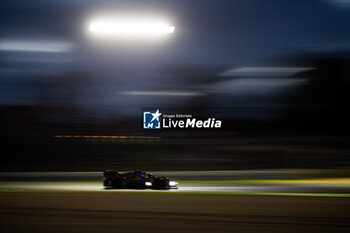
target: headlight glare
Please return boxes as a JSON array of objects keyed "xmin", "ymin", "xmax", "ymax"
[
  {"xmin": 145, "ymin": 182, "xmax": 152, "ymax": 186},
  {"xmin": 169, "ymin": 181, "xmax": 178, "ymax": 186}
]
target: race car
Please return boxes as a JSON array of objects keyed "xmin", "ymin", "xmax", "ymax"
[{"xmin": 103, "ymin": 170, "xmax": 178, "ymax": 189}]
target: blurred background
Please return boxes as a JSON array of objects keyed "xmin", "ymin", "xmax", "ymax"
[{"xmin": 2, "ymin": 0, "xmax": 350, "ymax": 174}]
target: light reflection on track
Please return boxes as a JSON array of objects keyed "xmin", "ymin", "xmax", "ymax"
[{"xmin": 1, "ymin": 181, "xmax": 350, "ymax": 195}]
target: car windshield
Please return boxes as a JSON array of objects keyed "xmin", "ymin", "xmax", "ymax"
[{"xmin": 147, "ymin": 173, "xmax": 157, "ymax": 179}]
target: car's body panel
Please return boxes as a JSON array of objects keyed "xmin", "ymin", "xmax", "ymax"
[{"xmin": 103, "ymin": 170, "xmax": 178, "ymax": 189}]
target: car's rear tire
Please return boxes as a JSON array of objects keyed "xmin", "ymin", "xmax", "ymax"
[{"xmin": 103, "ymin": 170, "xmax": 122, "ymax": 189}]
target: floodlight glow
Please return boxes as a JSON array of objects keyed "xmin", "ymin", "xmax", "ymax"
[{"xmin": 88, "ymin": 19, "xmax": 175, "ymax": 38}]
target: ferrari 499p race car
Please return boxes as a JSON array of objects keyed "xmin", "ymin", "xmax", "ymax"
[{"xmin": 103, "ymin": 170, "xmax": 178, "ymax": 189}]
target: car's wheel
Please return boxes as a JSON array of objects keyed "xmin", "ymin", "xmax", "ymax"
[{"xmin": 103, "ymin": 170, "xmax": 123, "ymax": 189}]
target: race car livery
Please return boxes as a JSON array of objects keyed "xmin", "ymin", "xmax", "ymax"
[{"xmin": 103, "ymin": 170, "xmax": 178, "ymax": 189}]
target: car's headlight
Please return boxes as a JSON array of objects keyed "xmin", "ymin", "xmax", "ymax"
[
  {"xmin": 169, "ymin": 181, "xmax": 178, "ymax": 186},
  {"xmin": 145, "ymin": 182, "xmax": 152, "ymax": 186}
]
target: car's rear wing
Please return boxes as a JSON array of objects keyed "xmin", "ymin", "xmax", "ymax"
[{"xmin": 103, "ymin": 170, "xmax": 121, "ymax": 178}]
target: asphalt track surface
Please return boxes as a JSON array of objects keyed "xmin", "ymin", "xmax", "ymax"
[
  {"xmin": 1, "ymin": 193, "xmax": 350, "ymax": 233},
  {"xmin": 1, "ymin": 181, "xmax": 350, "ymax": 196},
  {"xmin": 2, "ymin": 171, "xmax": 350, "ymax": 195},
  {"xmin": 1, "ymin": 172, "xmax": 350, "ymax": 233}
]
